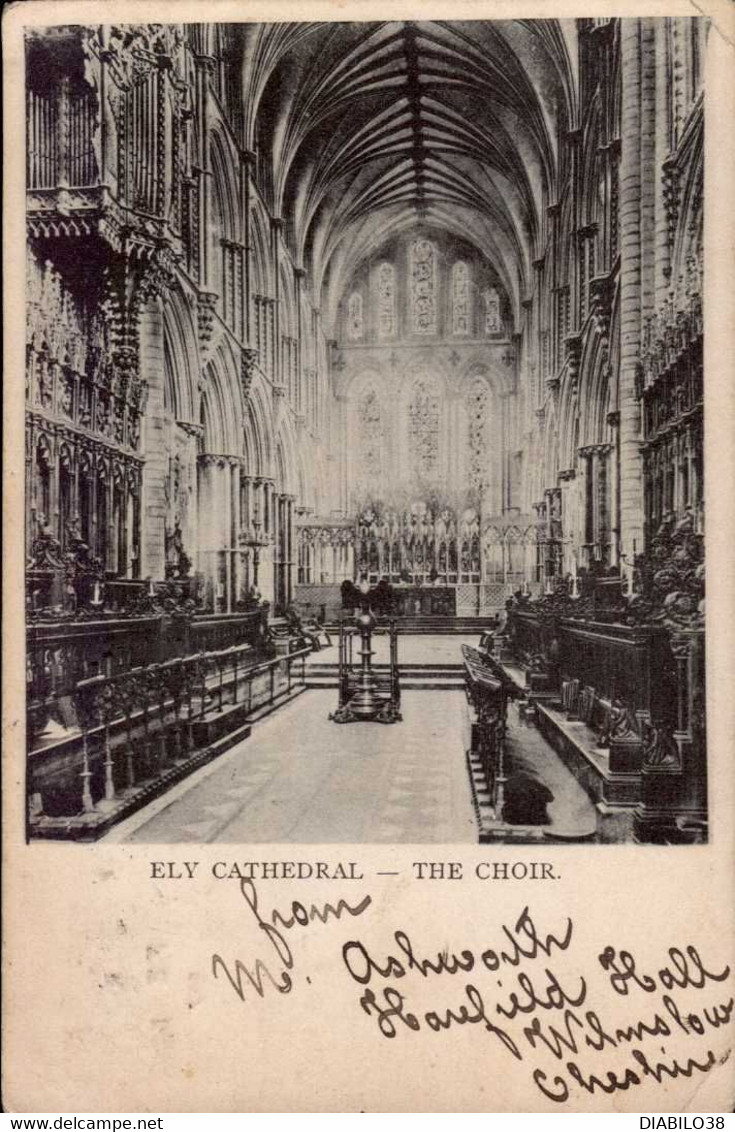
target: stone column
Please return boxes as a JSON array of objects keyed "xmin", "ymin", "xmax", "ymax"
[
  {"xmin": 607, "ymin": 411, "xmax": 621, "ymax": 567},
  {"xmin": 197, "ymin": 455, "xmax": 214, "ymax": 607},
  {"xmin": 654, "ymin": 19, "xmax": 672, "ymax": 307},
  {"xmin": 619, "ymin": 19, "xmax": 646, "ymax": 559},
  {"xmin": 140, "ymin": 296, "xmax": 167, "ymax": 579},
  {"xmin": 194, "ymin": 55, "xmax": 214, "ymax": 290},
  {"xmin": 230, "ymin": 458, "xmax": 240, "ymax": 610},
  {"xmin": 286, "ymin": 496, "xmax": 294, "ymax": 606},
  {"xmin": 240, "ymin": 151, "xmax": 254, "ymax": 343},
  {"xmin": 578, "ymin": 446, "xmax": 594, "ymax": 566},
  {"xmin": 260, "ymin": 481, "xmax": 274, "ymax": 604},
  {"xmin": 558, "ymin": 469, "xmax": 577, "ymax": 573}
]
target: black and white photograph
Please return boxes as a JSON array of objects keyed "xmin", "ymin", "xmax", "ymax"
[
  {"xmin": 5, "ymin": 2, "xmax": 735, "ymax": 1116},
  {"xmin": 22, "ymin": 16, "xmax": 708, "ymax": 846}
]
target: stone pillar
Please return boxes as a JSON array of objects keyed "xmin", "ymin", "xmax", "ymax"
[
  {"xmin": 286, "ymin": 496, "xmax": 294, "ymax": 605},
  {"xmin": 558, "ymin": 469, "xmax": 576, "ymax": 573},
  {"xmin": 260, "ymin": 481, "xmax": 274, "ymax": 604},
  {"xmin": 619, "ymin": 19, "xmax": 646, "ymax": 559},
  {"xmin": 230, "ymin": 458, "xmax": 240, "ymax": 611},
  {"xmin": 197, "ymin": 455, "xmax": 214, "ymax": 607},
  {"xmin": 240, "ymin": 152, "xmax": 253, "ymax": 343},
  {"xmin": 640, "ymin": 22, "xmax": 657, "ymax": 335},
  {"xmin": 654, "ymin": 19, "xmax": 672, "ymax": 307},
  {"xmin": 140, "ymin": 296, "xmax": 167, "ymax": 579},
  {"xmin": 578, "ymin": 446, "xmax": 594, "ymax": 567},
  {"xmin": 607, "ymin": 411, "xmax": 621, "ymax": 567},
  {"xmin": 194, "ymin": 55, "xmax": 214, "ymax": 290}
]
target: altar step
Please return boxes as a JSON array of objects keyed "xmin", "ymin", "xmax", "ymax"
[
  {"xmin": 305, "ymin": 661, "xmax": 466, "ymax": 691},
  {"xmin": 323, "ymin": 616, "xmax": 494, "ymax": 635}
]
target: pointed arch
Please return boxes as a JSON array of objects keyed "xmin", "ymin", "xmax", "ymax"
[
  {"xmin": 162, "ymin": 287, "xmax": 198, "ymax": 424},
  {"xmin": 274, "ymin": 413, "xmax": 299, "ymax": 496}
]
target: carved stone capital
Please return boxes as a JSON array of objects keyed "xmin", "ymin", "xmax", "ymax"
[{"xmin": 176, "ymin": 419, "xmax": 204, "ymax": 440}]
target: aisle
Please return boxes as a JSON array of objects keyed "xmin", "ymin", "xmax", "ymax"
[
  {"xmin": 110, "ymin": 689, "xmax": 478, "ymax": 844},
  {"xmin": 305, "ymin": 633, "xmax": 479, "ymax": 667}
]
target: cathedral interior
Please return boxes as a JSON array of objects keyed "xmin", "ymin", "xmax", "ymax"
[{"xmin": 25, "ymin": 19, "xmax": 706, "ymax": 844}]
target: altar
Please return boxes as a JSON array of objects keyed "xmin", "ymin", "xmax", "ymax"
[{"xmin": 392, "ymin": 584, "xmax": 456, "ymax": 617}]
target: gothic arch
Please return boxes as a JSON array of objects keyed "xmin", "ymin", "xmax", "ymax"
[
  {"xmin": 460, "ymin": 354, "xmax": 514, "ymax": 396},
  {"xmin": 162, "ymin": 287, "xmax": 198, "ymax": 424},
  {"xmin": 242, "ymin": 408, "xmax": 260, "ymax": 479},
  {"xmin": 577, "ymin": 324, "xmax": 610, "ymax": 448},
  {"xmin": 199, "ymin": 381, "xmax": 223, "ymax": 454},
  {"xmin": 200, "ymin": 343, "xmax": 240, "ymax": 455},
  {"xmin": 210, "ymin": 129, "xmax": 239, "ymax": 242},
  {"xmin": 557, "ymin": 366, "xmax": 579, "ymax": 473},
  {"xmin": 250, "ymin": 201, "xmax": 274, "ymax": 298},
  {"xmin": 246, "ymin": 376, "xmax": 273, "ymax": 475},
  {"xmin": 274, "ymin": 415, "xmax": 298, "ymax": 497}
]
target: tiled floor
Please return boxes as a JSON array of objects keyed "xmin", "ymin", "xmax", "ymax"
[
  {"xmin": 115, "ymin": 689, "xmax": 478, "ymax": 844},
  {"xmin": 108, "ymin": 630, "xmax": 598, "ymax": 844}
]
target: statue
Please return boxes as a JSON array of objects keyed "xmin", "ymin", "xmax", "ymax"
[
  {"xmin": 29, "ymin": 517, "xmax": 63, "ymax": 569},
  {"xmin": 598, "ymin": 698, "xmax": 638, "ymax": 748},
  {"xmin": 642, "ymin": 720, "xmax": 680, "ymax": 768},
  {"xmin": 165, "ymin": 519, "xmax": 192, "ymax": 579},
  {"xmin": 608, "ymin": 699, "xmax": 638, "ymax": 740}
]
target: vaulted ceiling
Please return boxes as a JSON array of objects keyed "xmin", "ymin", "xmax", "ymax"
[{"xmin": 240, "ymin": 20, "xmax": 579, "ymax": 328}]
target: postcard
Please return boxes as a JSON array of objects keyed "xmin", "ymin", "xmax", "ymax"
[{"xmin": 2, "ymin": 0, "xmax": 734, "ymax": 1113}]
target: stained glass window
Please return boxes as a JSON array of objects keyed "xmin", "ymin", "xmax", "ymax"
[
  {"xmin": 483, "ymin": 287, "xmax": 502, "ymax": 334},
  {"xmin": 347, "ymin": 292, "xmax": 363, "ymax": 340},
  {"xmin": 377, "ymin": 262, "xmax": 395, "ymax": 338},
  {"xmin": 467, "ymin": 377, "xmax": 491, "ymax": 490},
  {"xmin": 452, "ymin": 261, "xmax": 470, "ymax": 336},
  {"xmin": 408, "ymin": 378, "xmax": 440, "ymax": 478},
  {"xmin": 410, "ymin": 240, "xmax": 437, "ymax": 334},
  {"xmin": 355, "ymin": 387, "xmax": 383, "ymax": 497}
]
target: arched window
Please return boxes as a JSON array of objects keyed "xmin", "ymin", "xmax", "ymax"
[
  {"xmin": 466, "ymin": 378, "xmax": 491, "ymax": 492},
  {"xmin": 408, "ymin": 378, "xmax": 440, "ymax": 479},
  {"xmin": 354, "ymin": 385, "xmax": 384, "ymax": 502},
  {"xmin": 452, "ymin": 261, "xmax": 470, "ymax": 336},
  {"xmin": 411, "ymin": 240, "xmax": 437, "ymax": 334},
  {"xmin": 483, "ymin": 288, "xmax": 502, "ymax": 335},
  {"xmin": 347, "ymin": 292, "xmax": 363, "ymax": 340},
  {"xmin": 377, "ymin": 263, "xmax": 395, "ymax": 338}
]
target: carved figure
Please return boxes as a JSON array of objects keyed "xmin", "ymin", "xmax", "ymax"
[{"xmin": 642, "ymin": 720, "xmax": 680, "ymax": 768}]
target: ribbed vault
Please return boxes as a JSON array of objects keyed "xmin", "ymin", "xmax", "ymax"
[{"xmin": 241, "ymin": 19, "xmax": 578, "ymax": 331}]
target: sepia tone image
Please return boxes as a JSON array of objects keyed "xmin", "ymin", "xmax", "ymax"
[{"xmin": 24, "ymin": 18, "xmax": 707, "ymax": 847}]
